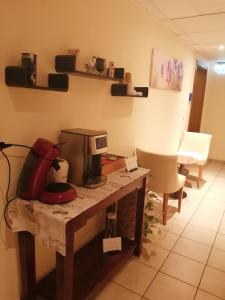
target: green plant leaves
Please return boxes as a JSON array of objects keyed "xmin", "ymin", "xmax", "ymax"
[{"xmin": 143, "ymin": 191, "xmax": 160, "ymax": 238}]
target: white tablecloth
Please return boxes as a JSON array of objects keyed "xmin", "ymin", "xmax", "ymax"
[{"xmin": 8, "ymin": 168, "xmax": 149, "ymax": 256}]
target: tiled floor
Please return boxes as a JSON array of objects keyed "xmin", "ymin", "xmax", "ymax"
[{"xmin": 93, "ymin": 161, "xmax": 225, "ymax": 300}]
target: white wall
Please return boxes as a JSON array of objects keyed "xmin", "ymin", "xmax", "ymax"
[
  {"xmin": 0, "ymin": 1, "xmax": 195, "ymax": 299},
  {"xmin": 201, "ymin": 59, "xmax": 225, "ymax": 160}
]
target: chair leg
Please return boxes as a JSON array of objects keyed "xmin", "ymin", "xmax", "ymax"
[
  {"xmin": 163, "ymin": 193, "xmax": 169, "ymax": 225},
  {"xmin": 177, "ymin": 187, "xmax": 183, "ymax": 213},
  {"xmin": 197, "ymin": 165, "xmax": 203, "ymax": 188}
]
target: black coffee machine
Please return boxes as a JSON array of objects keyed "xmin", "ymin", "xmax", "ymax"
[{"xmin": 59, "ymin": 128, "xmax": 107, "ymax": 188}]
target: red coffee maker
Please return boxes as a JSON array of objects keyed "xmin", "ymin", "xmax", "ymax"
[{"xmin": 17, "ymin": 138, "xmax": 60, "ymax": 200}]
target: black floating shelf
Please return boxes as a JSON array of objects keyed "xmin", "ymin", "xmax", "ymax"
[
  {"xmin": 111, "ymin": 84, "xmax": 149, "ymax": 98},
  {"xmin": 5, "ymin": 67, "xmax": 69, "ymax": 92},
  {"xmin": 5, "ymin": 83, "xmax": 68, "ymax": 92},
  {"xmin": 55, "ymin": 55, "xmax": 124, "ymax": 81}
]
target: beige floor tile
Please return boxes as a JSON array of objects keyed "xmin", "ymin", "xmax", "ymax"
[
  {"xmin": 94, "ymin": 281, "xmax": 141, "ymax": 300},
  {"xmin": 195, "ymin": 289, "xmax": 222, "ymax": 300},
  {"xmin": 202, "ymin": 198, "xmax": 225, "ymax": 210},
  {"xmin": 170, "ymin": 210, "xmax": 194, "ymax": 222},
  {"xmin": 190, "ymin": 215, "xmax": 220, "ymax": 232},
  {"xmin": 206, "ymin": 192, "xmax": 225, "ymax": 203},
  {"xmin": 218, "ymin": 222, "xmax": 225, "ymax": 235},
  {"xmin": 219, "ymin": 174, "xmax": 225, "ymax": 180},
  {"xmin": 157, "ymin": 219, "xmax": 187, "ymax": 235},
  {"xmin": 210, "ymin": 182, "xmax": 225, "ymax": 190},
  {"xmin": 149, "ymin": 231, "xmax": 179, "ymax": 250},
  {"xmin": 197, "ymin": 181, "xmax": 213, "ymax": 193},
  {"xmin": 214, "ymin": 177, "xmax": 225, "ymax": 185},
  {"xmin": 173, "ymin": 237, "xmax": 211, "ymax": 264},
  {"xmin": 195, "ymin": 205, "xmax": 223, "ymax": 220},
  {"xmin": 208, "ymin": 248, "xmax": 225, "ymax": 272},
  {"xmin": 144, "ymin": 272, "xmax": 196, "ymax": 300},
  {"xmin": 181, "ymin": 201, "xmax": 200, "ymax": 212},
  {"xmin": 182, "ymin": 224, "xmax": 216, "ymax": 246},
  {"xmin": 214, "ymin": 233, "xmax": 225, "ymax": 251},
  {"xmin": 111, "ymin": 259, "xmax": 157, "ymax": 295},
  {"xmin": 184, "ymin": 193, "xmax": 203, "ymax": 203},
  {"xmin": 160, "ymin": 253, "xmax": 204, "ymax": 287},
  {"xmin": 209, "ymin": 187, "xmax": 225, "ymax": 197},
  {"xmin": 200, "ymin": 266, "xmax": 225, "ymax": 299},
  {"xmin": 137, "ymin": 244, "xmax": 169, "ymax": 270}
]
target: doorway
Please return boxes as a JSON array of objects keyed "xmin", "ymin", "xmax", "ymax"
[{"xmin": 188, "ymin": 62, "xmax": 208, "ymax": 132}]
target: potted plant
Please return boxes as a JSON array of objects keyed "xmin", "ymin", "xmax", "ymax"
[{"xmin": 143, "ymin": 191, "xmax": 161, "ymax": 239}]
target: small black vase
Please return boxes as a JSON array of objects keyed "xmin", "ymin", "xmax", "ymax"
[{"xmin": 95, "ymin": 58, "xmax": 105, "ymax": 73}]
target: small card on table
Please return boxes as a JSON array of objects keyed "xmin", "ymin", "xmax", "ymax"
[
  {"xmin": 103, "ymin": 237, "xmax": 122, "ymax": 253},
  {"xmin": 125, "ymin": 156, "xmax": 138, "ymax": 172}
]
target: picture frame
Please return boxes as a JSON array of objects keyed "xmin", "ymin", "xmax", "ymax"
[{"xmin": 149, "ymin": 48, "xmax": 184, "ymax": 91}]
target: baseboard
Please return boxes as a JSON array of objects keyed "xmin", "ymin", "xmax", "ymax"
[{"xmin": 208, "ymin": 158, "xmax": 225, "ymax": 163}]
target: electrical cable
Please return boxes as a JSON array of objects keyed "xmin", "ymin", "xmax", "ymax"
[
  {"xmin": 0, "ymin": 150, "xmax": 11, "ymax": 203},
  {"xmin": 0, "ymin": 142, "xmax": 59, "ymax": 162},
  {"xmin": 3, "ymin": 197, "xmax": 17, "ymax": 229},
  {"xmin": 0, "ymin": 149, "xmax": 16, "ymax": 228}
]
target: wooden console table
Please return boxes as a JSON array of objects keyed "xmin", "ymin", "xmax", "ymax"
[{"xmin": 9, "ymin": 168, "xmax": 149, "ymax": 300}]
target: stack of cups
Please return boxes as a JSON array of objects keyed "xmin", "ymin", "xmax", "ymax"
[{"xmin": 48, "ymin": 158, "xmax": 69, "ymax": 183}]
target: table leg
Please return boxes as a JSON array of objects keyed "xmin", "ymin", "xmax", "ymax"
[
  {"xmin": 56, "ymin": 225, "xmax": 74, "ymax": 300},
  {"xmin": 18, "ymin": 231, "xmax": 36, "ymax": 300},
  {"xmin": 134, "ymin": 177, "xmax": 146, "ymax": 256}
]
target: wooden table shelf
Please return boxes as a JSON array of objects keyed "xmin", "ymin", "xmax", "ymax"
[{"xmin": 35, "ymin": 233, "xmax": 136, "ymax": 300}]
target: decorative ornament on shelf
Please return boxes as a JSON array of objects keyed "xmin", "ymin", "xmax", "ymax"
[
  {"xmin": 85, "ymin": 56, "xmax": 106, "ymax": 74},
  {"xmin": 21, "ymin": 53, "xmax": 37, "ymax": 86},
  {"xmin": 85, "ymin": 56, "xmax": 96, "ymax": 73},
  {"xmin": 108, "ymin": 61, "xmax": 115, "ymax": 79},
  {"xmin": 120, "ymin": 72, "xmax": 143, "ymax": 96},
  {"xmin": 68, "ymin": 48, "xmax": 80, "ymax": 70},
  {"xmin": 68, "ymin": 48, "xmax": 80, "ymax": 56}
]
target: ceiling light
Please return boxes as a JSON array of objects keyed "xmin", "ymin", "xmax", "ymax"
[{"xmin": 219, "ymin": 45, "xmax": 224, "ymax": 50}]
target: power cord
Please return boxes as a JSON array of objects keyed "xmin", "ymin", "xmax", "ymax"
[
  {"xmin": 0, "ymin": 142, "xmax": 60, "ymax": 163},
  {"xmin": 0, "ymin": 149, "xmax": 16, "ymax": 228}
]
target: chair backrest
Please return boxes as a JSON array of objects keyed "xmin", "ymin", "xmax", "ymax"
[
  {"xmin": 136, "ymin": 148, "xmax": 181, "ymax": 194},
  {"xmin": 179, "ymin": 132, "xmax": 212, "ymax": 163}
]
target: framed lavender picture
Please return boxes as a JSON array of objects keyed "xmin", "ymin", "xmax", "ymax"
[{"xmin": 149, "ymin": 49, "xmax": 184, "ymax": 91}]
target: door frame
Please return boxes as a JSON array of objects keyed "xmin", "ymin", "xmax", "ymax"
[{"xmin": 188, "ymin": 60, "xmax": 208, "ymax": 132}]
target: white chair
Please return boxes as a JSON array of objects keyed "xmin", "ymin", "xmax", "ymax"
[
  {"xmin": 136, "ymin": 149, "xmax": 186, "ymax": 225},
  {"xmin": 177, "ymin": 132, "xmax": 212, "ymax": 187}
]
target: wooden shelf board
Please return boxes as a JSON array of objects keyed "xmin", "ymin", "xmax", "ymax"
[
  {"xmin": 56, "ymin": 69, "xmax": 119, "ymax": 81},
  {"xmin": 123, "ymin": 95, "xmax": 148, "ymax": 98},
  {"xmin": 6, "ymin": 83, "xmax": 68, "ymax": 92},
  {"xmin": 35, "ymin": 232, "xmax": 136, "ymax": 300},
  {"xmin": 111, "ymin": 94, "xmax": 148, "ymax": 98}
]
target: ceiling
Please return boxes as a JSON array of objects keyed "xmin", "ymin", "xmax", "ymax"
[{"xmin": 134, "ymin": 0, "xmax": 225, "ymax": 60}]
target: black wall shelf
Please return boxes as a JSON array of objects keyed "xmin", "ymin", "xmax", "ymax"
[
  {"xmin": 55, "ymin": 55, "xmax": 124, "ymax": 81},
  {"xmin": 111, "ymin": 84, "xmax": 149, "ymax": 98},
  {"xmin": 55, "ymin": 69, "xmax": 120, "ymax": 81},
  {"xmin": 5, "ymin": 61, "xmax": 69, "ymax": 92},
  {"xmin": 5, "ymin": 83, "xmax": 68, "ymax": 92}
]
